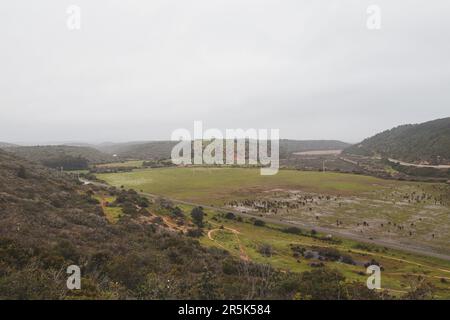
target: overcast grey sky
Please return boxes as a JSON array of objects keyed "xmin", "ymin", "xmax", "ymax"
[{"xmin": 1, "ymin": 0, "xmax": 449, "ymax": 144}]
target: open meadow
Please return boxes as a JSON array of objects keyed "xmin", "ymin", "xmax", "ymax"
[{"xmin": 97, "ymin": 167, "xmax": 405, "ymax": 202}]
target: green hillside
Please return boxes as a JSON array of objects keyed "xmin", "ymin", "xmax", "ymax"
[{"xmin": 345, "ymin": 117, "xmax": 450, "ymax": 164}]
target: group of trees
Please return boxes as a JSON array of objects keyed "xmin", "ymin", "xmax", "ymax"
[{"xmin": 42, "ymin": 156, "xmax": 89, "ymax": 171}]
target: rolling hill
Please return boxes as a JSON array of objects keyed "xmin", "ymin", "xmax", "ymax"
[
  {"xmin": 345, "ymin": 117, "xmax": 450, "ymax": 164},
  {"xmin": 95, "ymin": 141, "xmax": 177, "ymax": 160},
  {"xmin": 4, "ymin": 145, "xmax": 115, "ymax": 169},
  {"xmin": 95, "ymin": 140, "xmax": 350, "ymax": 160}
]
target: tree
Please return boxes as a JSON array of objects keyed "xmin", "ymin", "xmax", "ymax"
[{"xmin": 191, "ymin": 207, "xmax": 204, "ymax": 228}]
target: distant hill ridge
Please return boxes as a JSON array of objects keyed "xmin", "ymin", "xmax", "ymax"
[
  {"xmin": 4, "ymin": 145, "xmax": 115, "ymax": 169},
  {"xmin": 0, "ymin": 142, "xmax": 17, "ymax": 148},
  {"xmin": 344, "ymin": 117, "xmax": 450, "ymax": 164},
  {"xmin": 94, "ymin": 139, "xmax": 350, "ymax": 160}
]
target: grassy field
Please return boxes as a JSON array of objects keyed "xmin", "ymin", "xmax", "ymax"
[{"xmin": 97, "ymin": 167, "xmax": 404, "ymax": 203}]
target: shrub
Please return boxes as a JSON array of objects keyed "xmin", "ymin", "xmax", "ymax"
[
  {"xmin": 171, "ymin": 207, "xmax": 184, "ymax": 217},
  {"xmin": 315, "ymin": 247, "xmax": 341, "ymax": 261},
  {"xmin": 258, "ymin": 244, "xmax": 273, "ymax": 257},
  {"xmin": 282, "ymin": 227, "xmax": 302, "ymax": 235},
  {"xmin": 298, "ymin": 268, "xmax": 346, "ymax": 300},
  {"xmin": 225, "ymin": 212, "xmax": 236, "ymax": 220},
  {"xmin": 341, "ymin": 255, "xmax": 355, "ymax": 265},
  {"xmin": 186, "ymin": 228, "xmax": 203, "ymax": 238},
  {"xmin": 222, "ymin": 258, "xmax": 238, "ymax": 275},
  {"xmin": 254, "ymin": 219, "xmax": 265, "ymax": 227}
]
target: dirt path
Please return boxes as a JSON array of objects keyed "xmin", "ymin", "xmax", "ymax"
[
  {"xmin": 161, "ymin": 216, "xmax": 190, "ymax": 233},
  {"xmin": 388, "ymin": 158, "xmax": 450, "ymax": 169},
  {"xmin": 349, "ymin": 248, "xmax": 450, "ymax": 274},
  {"xmin": 207, "ymin": 225, "xmax": 250, "ymax": 262},
  {"xmin": 206, "ymin": 229, "xmax": 229, "ymax": 251},
  {"xmin": 384, "ymin": 272, "xmax": 450, "ymax": 281},
  {"xmin": 99, "ymin": 196, "xmax": 108, "ymax": 210},
  {"xmin": 287, "ymin": 237, "xmax": 450, "ymax": 275}
]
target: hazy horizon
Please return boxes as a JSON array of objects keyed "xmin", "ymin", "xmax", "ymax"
[
  {"xmin": 3, "ymin": 115, "xmax": 449, "ymax": 146},
  {"xmin": 1, "ymin": 1, "xmax": 450, "ymax": 143}
]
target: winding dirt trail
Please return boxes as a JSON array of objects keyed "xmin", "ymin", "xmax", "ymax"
[
  {"xmin": 287, "ymin": 239, "xmax": 450, "ymax": 275},
  {"xmin": 207, "ymin": 225, "xmax": 250, "ymax": 262},
  {"xmin": 161, "ymin": 216, "xmax": 190, "ymax": 233}
]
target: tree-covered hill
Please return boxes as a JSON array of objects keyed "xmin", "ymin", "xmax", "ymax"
[
  {"xmin": 344, "ymin": 117, "xmax": 450, "ymax": 164},
  {"xmin": 96, "ymin": 141, "xmax": 177, "ymax": 160},
  {"xmin": 4, "ymin": 145, "xmax": 115, "ymax": 169}
]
